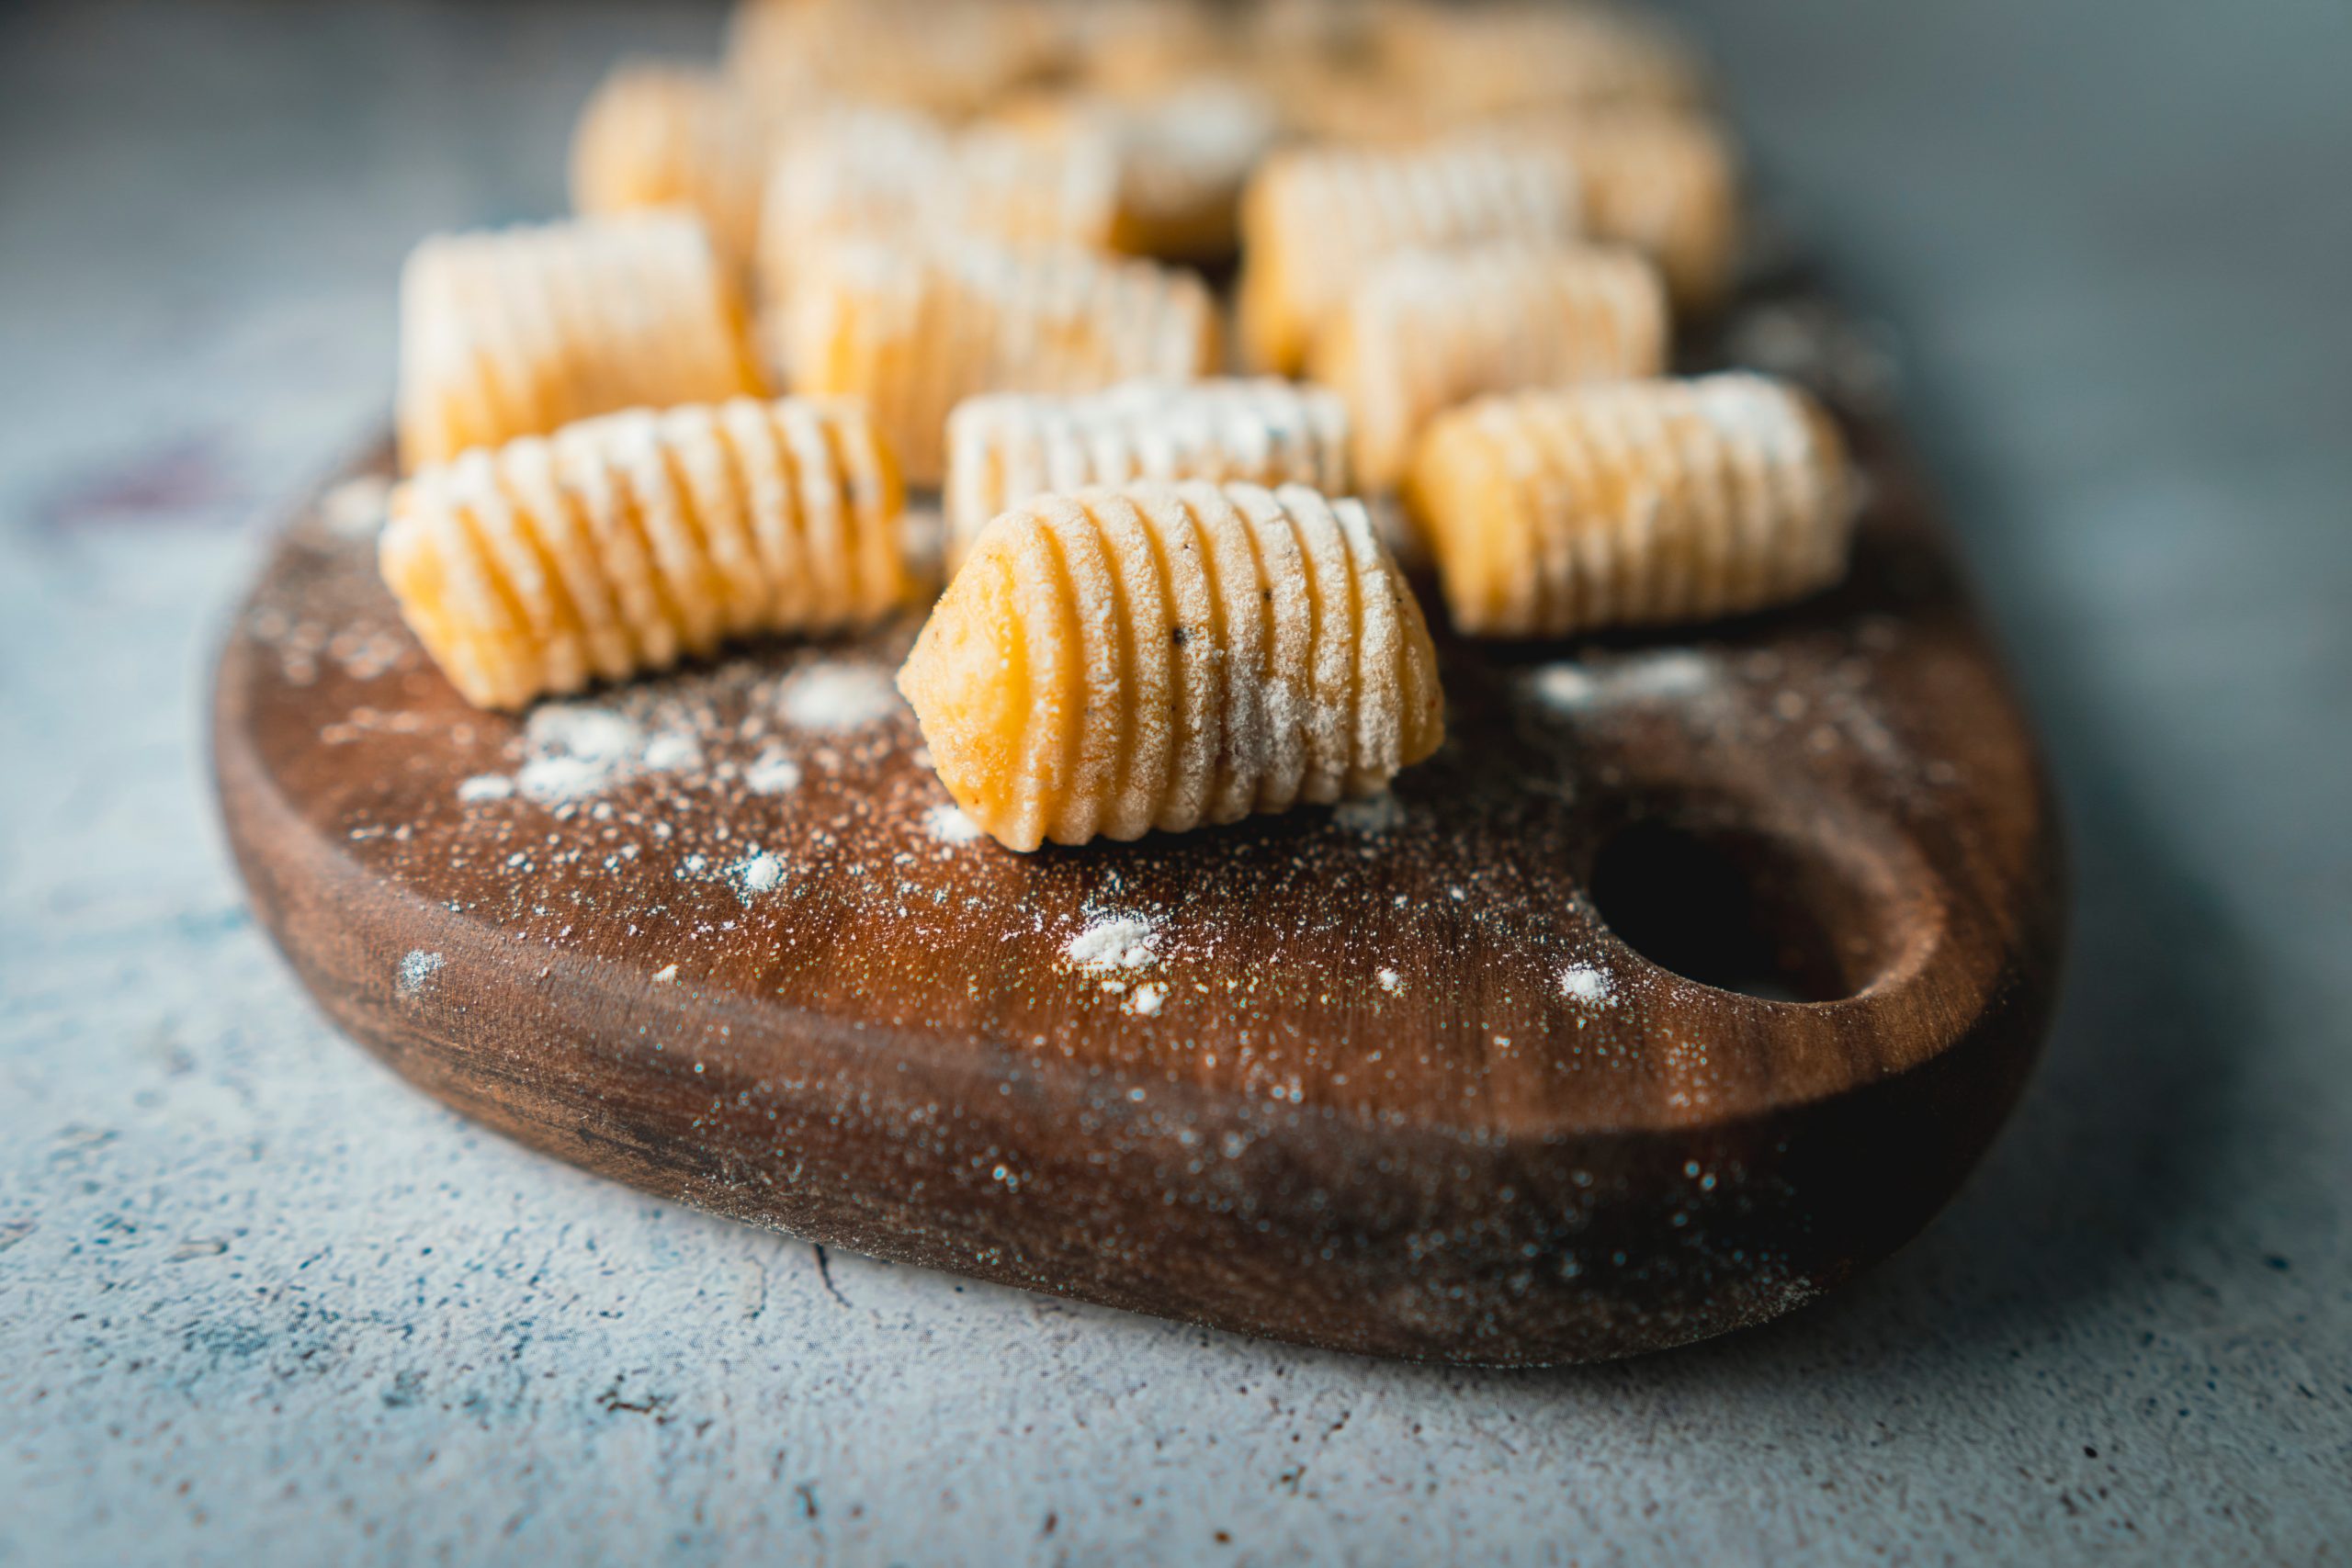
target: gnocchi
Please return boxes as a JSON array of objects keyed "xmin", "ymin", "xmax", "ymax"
[
  {"xmin": 1310, "ymin": 243, "xmax": 1668, "ymax": 489},
  {"xmin": 396, "ymin": 213, "xmax": 764, "ymax": 473},
  {"xmin": 380, "ymin": 397, "xmax": 910, "ymax": 710},
  {"xmin": 944, "ymin": 378, "xmax": 1350, "ymax": 567},
  {"xmin": 781, "ymin": 239, "xmax": 1218, "ymax": 485},
  {"xmin": 899, "ymin": 480, "xmax": 1444, "ymax": 850},
  {"xmin": 1404, "ymin": 374, "xmax": 1858, "ymax": 637}
]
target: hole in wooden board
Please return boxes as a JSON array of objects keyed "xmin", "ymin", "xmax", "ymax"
[{"xmin": 1588, "ymin": 818, "xmax": 1904, "ymax": 1003}]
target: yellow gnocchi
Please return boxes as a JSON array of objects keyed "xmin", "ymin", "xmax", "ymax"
[
  {"xmin": 993, "ymin": 77, "xmax": 1282, "ymax": 263},
  {"xmin": 1237, "ymin": 141, "xmax": 1582, "ymax": 376},
  {"xmin": 944, "ymin": 378, "xmax": 1350, "ymax": 568},
  {"xmin": 1488, "ymin": 108, "xmax": 1743, "ymax": 310},
  {"xmin": 380, "ymin": 397, "xmax": 910, "ymax": 711},
  {"xmin": 1404, "ymin": 375, "xmax": 1859, "ymax": 638},
  {"xmin": 568, "ymin": 64, "xmax": 771, "ymax": 283},
  {"xmin": 396, "ymin": 213, "xmax": 765, "ymax": 473},
  {"xmin": 1310, "ymin": 243, "xmax": 1668, "ymax": 490},
  {"xmin": 727, "ymin": 0, "xmax": 1069, "ymax": 119},
  {"xmin": 760, "ymin": 107, "xmax": 1121, "ymax": 293},
  {"xmin": 781, "ymin": 240, "xmax": 1219, "ymax": 485},
  {"xmin": 899, "ymin": 481, "xmax": 1445, "ymax": 851}
]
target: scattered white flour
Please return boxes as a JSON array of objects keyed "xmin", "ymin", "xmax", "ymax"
[
  {"xmin": 1066, "ymin": 913, "xmax": 1162, "ymax": 975},
  {"xmin": 729, "ymin": 850, "xmax": 785, "ymax": 897},
  {"xmin": 924, "ymin": 802, "xmax": 984, "ymax": 843},
  {"xmin": 640, "ymin": 732, "xmax": 703, "ymax": 773},
  {"xmin": 1529, "ymin": 651, "xmax": 1716, "ymax": 714},
  {"xmin": 457, "ymin": 773, "xmax": 514, "ymax": 804},
  {"xmin": 527, "ymin": 704, "xmax": 640, "ymax": 761},
  {"xmin": 743, "ymin": 748, "xmax": 803, "ymax": 795},
  {"xmin": 1376, "ymin": 967, "xmax": 1403, "ymax": 994},
  {"xmin": 517, "ymin": 753, "xmax": 614, "ymax": 805},
  {"xmin": 321, "ymin": 474, "xmax": 391, "ymax": 539},
  {"xmin": 651, "ymin": 964, "xmax": 679, "ymax": 984},
  {"xmin": 514, "ymin": 705, "xmax": 647, "ymax": 804},
  {"xmin": 397, "ymin": 950, "xmax": 445, "ymax": 994},
  {"xmin": 1561, "ymin": 964, "xmax": 1617, "ymax": 1007},
  {"xmin": 781, "ymin": 664, "xmax": 900, "ymax": 732},
  {"xmin": 1332, "ymin": 792, "xmax": 1406, "ymax": 834},
  {"xmin": 1126, "ymin": 981, "xmax": 1168, "ymax": 1017}
]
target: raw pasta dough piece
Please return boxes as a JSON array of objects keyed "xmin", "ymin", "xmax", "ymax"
[
  {"xmin": 1311, "ymin": 242, "xmax": 1668, "ymax": 489},
  {"xmin": 943, "ymin": 378, "xmax": 1350, "ymax": 567},
  {"xmin": 1404, "ymin": 374, "xmax": 1858, "ymax": 638},
  {"xmin": 899, "ymin": 480, "xmax": 1445, "ymax": 851},
  {"xmin": 993, "ymin": 76, "xmax": 1281, "ymax": 262},
  {"xmin": 1237, "ymin": 142, "xmax": 1582, "ymax": 376},
  {"xmin": 380, "ymin": 397, "xmax": 910, "ymax": 711},
  {"xmin": 1369, "ymin": 1, "xmax": 1710, "ymax": 120},
  {"xmin": 396, "ymin": 212, "xmax": 765, "ymax": 473},
  {"xmin": 782, "ymin": 240, "xmax": 1219, "ymax": 485},
  {"xmin": 760, "ymin": 106, "xmax": 1120, "ymax": 295},
  {"xmin": 1483, "ymin": 108, "xmax": 1742, "ymax": 310},
  {"xmin": 568, "ymin": 63, "xmax": 771, "ymax": 283},
  {"xmin": 727, "ymin": 0, "xmax": 1070, "ymax": 118}
]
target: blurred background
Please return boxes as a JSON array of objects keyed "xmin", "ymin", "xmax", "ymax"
[{"xmin": 2, "ymin": 2, "xmax": 2346, "ymax": 1562}]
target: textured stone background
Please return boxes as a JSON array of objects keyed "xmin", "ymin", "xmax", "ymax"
[{"xmin": 3, "ymin": 2, "xmax": 2346, "ymax": 1562}]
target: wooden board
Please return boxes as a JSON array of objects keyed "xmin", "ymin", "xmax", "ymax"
[{"xmin": 212, "ymin": 375, "xmax": 2064, "ymax": 1366}]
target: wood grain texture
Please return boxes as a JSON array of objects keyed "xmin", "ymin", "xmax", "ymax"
[{"xmin": 212, "ymin": 396, "xmax": 2063, "ymax": 1365}]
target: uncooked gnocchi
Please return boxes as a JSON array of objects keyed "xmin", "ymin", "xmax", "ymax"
[
  {"xmin": 1487, "ymin": 108, "xmax": 1742, "ymax": 310},
  {"xmin": 396, "ymin": 212, "xmax": 765, "ymax": 473},
  {"xmin": 727, "ymin": 0, "xmax": 1069, "ymax": 119},
  {"xmin": 898, "ymin": 480, "xmax": 1445, "ymax": 851},
  {"xmin": 1404, "ymin": 375, "xmax": 1858, "ymax": 638},
  {"xmin": 1310, "ymin": 243, "xmax": 1668, "ymax": 489},
  {"xmin": 380, "ymin": 397, "xmax": 910, "ymax": 711},
  {"xmin": 760, "ymin": 107, "xmax": 1121, "ymax": 298},
  {"xmin": 781, "ymin": 240, "xmax": 1219, "ymax": 484},
  {"xmin": 992, "ymin": 77, "xmax": 1281, "ymax": 262},
  {"xmin": 1237, "ymin": 141, "xmax": 1582, "ymax": 376},
  {"xmin": 943, "ymin": 378, "xmax": 1350, "ymax": 567},
  {"xmin": 568, "ymin": 64, "xmax": 771, "ymax": 283}
]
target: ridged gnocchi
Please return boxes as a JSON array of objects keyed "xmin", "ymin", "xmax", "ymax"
[
  {"xmin": 899, "ymin": 481, "xmax": 1445, "ymax": 850},
  {"xmin": 760, "ymin": 107, "xmax": 1121, "ymax": 296},
  {"xmin": 1403, "ymin": 375, "xmax": 1858, "ymax": 638},
  {"xmin": 568, "ymin": 64, "xmax": 771, "ymax": 283},
  {"xmin": 380, "ymin": 397, "xmax": 910, "ymax": 711},
  {"xmin": 1310, "ymin": 243, "xmax": 1668, "ymax": 489},
  {"xmin": 944, "ymin": 379, "xmax": 1350, "ymax": 568},
  {"xmin": 728, "ymin": 0, "xmax": 1069, "ymax": 119},
  {"xmin": 781, "ymin": 240, "xmax": 1219, "ymax": 485},
  {"xmin": 1238, "ymin": 141, "xmax": 1582, "ymax": 376},
  {"xmin": 992, "ymin": 77, "xmax": 1281, "ymax": 262},
  {"xmin": 396, "ymin": 213, "xmax": 765, "ymax": 473},
  {"xmin": 1487, "ymin": 109, "xmax": 1742, "ymax": 310}
]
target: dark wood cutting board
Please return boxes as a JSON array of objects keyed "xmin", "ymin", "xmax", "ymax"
[{"xmin": 212, "ymin": 353, "xmax": 2064, "ymax": 1365}]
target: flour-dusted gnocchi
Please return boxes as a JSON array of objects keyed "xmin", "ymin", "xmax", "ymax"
[
  {"xmin": 396, "ymin": 213, "xmax": 765, "ymax": 474},
  {"xmin": 1404, "ymin": 374, "xmax": 1859, "ymax": 638},
  {"xmin": 992, "ymin": 76, "xmax": 1282, "ymax": 262},
  {"xmin": 381, "ymin": 398, "xmax": 910, "ymax": 711},
  {"xmin": 1486, "ymin": 108, "xmax": 1742, "ymax": 310},
  {"xmin": 1310, "ymin": 243, "xmax": 1668, "ymax": 489},
  {"xmin": 568, "ymin": 64, "xmax": 771, "ymax": 283},
  {"xmin": 1369, "ymin": 1, "xmax": 1709, "ymax": 121},
  {"xmin": 759, "ymin": 107, "xmax": 1121, "ymax": 299},
  {"xmin": 1237, "ymin": 141, "xmax": 1583, "ymax": 376},
  {"xmin": 943, "ymin": 379, "xmax": 1350, "ymax": 567},
  {"xmin": 727, "ymin": 0, "xmax": 1069, "ymax": 119},
  {"xmin": 782, "ymin": 240, "xmax": 1219, "ymax": 485},
  {"xmin": 899, "ymin": 481, "xmax": 1445, "ymax": 851}
]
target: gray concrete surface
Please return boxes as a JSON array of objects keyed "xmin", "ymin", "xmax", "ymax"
[{"xmin": 2, "ymin": 2, "xmax": 2346, "ymax": 1562}]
